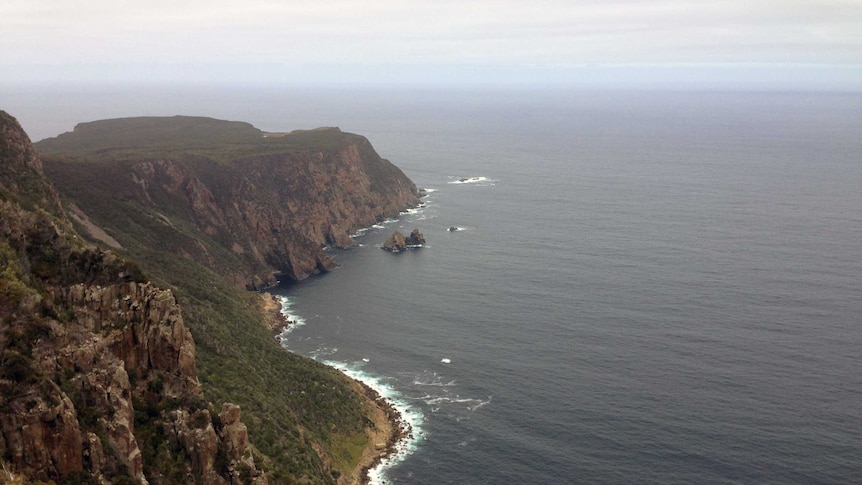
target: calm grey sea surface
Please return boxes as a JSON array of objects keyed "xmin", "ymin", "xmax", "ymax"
[{"xmin": 7, "ymin": 87, "xmax": 862, "ymax": 483}]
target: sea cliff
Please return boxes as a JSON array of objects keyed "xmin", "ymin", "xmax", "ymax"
[
  {"xmin": 2, "ymin": 111, "xmax": 417, "ymax": 484},
  {"xmin": 36, "ymin": 117, "xmax": 421, "ymax": 287}
]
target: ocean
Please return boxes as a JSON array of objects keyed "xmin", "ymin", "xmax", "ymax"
[{"xmin": 6, "ymin": 86, "xmax": 862, "ymax": 483}]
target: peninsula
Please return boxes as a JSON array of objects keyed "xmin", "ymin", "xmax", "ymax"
[{"xmin": 1, "ymin": 112, "xmax": 421, "ymax": 484}]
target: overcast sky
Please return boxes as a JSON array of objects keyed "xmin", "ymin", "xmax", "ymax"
[{"xmin": 2, "ymin": 0, "xmax": 861, "ymax": 88}]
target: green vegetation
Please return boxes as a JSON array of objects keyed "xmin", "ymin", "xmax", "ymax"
[
  {"xmin": 36, "ymin": 116, "xmax": 354, "ymax": 164},
  {"xmin": 131, "ymin": 250, "xmax": 369, "ymax": 482},
  {"xmin": 33, "ymin": 116, "xmax": 386, "ymax": 482}
]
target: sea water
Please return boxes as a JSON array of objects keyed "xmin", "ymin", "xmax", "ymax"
[
  {"xmin": 6, "ymin": 87, "xmax": 862, "ymax": 484},
  {"xmin": 271, "ymin": 90, "xmax": 862, "ymax": 484}
]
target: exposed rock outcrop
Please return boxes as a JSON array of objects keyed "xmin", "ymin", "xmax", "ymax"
[
  {"xmin": 382, "ymin": 229, "xmax": 425, "ymax": 252},
  {"xmin": 404, "ymin": 229, "xmax": 425, "ymax": 247},
  {"xmin": 37, "ymin": 119, "xmax": 422, "ymax": 287},
  {"xmin": 0, "ymin": 111, "xmax": 64, "ymax": 216},
  {"xmin": 0, "ymin": 110, "xmax": 264, "ymax": 484},
  {"xmin": 382, "ymin": 231, "xmax": 407, "ymax": 252},
  {"xmin": 7, "ymin": 113, "xmax": 419, "ymax": 484}
]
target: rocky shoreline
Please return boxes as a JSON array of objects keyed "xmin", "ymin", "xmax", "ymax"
[
  {"xmin": 258, "ymin": 292, "xmax": 410, "ymax": 483},
  {"xmin": 260, "ymin": 293, "xmax": 290, "ymax": 334},
  {"xmin": 355, "ymin": 382, "xmax": 412, "ymax": 485}
]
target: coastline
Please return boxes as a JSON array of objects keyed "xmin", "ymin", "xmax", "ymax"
[
  {"xmin": 258, "ymin": 292, "xmax": 410, "ymax": 483},
  {"xmin": 259, "ymin": 292, "xmax": 289, "ymax": 334},
  {"xmin": 351, "ymin": 381, "xmax": 412, "ymax": 484}
]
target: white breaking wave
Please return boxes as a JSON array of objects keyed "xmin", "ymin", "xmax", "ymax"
[
  {"xmin": 448, "ymin": 176, "xmax": 496, "ymax": 186},
  {"xmin": 276, "ymin": 296, "xmax": 307, "ymax": 341},
  {"xmin": 351, "ymin": 196, "xmax": 434, "ymax": 240},
  {"xmin": 321, "ymin": 360, "xmax": 425, "ymax": 485},
  {"xmin": 274, "ymin": 297, "xmax": 490, "ymax": 483},
  {"xmin": 401, "ymin": 203, "xmax": 426, "ymax": 216},
  {"xmin": 351, "ymin": 227, "xmax": 370, "ymax": 238},
  {"xmin": 309, "ymin": 346, "xmax": 339, "ymax": 358},
  {"xmin": 413, "ymin": 374, "xmax": 456, "ymax": 387}
]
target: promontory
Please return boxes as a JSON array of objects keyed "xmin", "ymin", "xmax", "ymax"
[{"xmin": 1, "ymin": 112, "xmax": 420, "ymax": 484}]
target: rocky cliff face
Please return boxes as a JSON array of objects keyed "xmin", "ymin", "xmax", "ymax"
[
  {"xmin": 0, "ymin": 111, "xmax": 64, "ymax": 215},
  {"xmin": 0, "ymin": 111, "xmax": 264, "ymax": 484},
  {"xmin": 37, "ymin": 119, "xmax": 421, "ymax": 288}
]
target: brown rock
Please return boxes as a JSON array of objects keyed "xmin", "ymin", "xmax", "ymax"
[
  {"xmin": 169, "ymin": 409, "xmax": 224, "ymax": 485},
  {"xmin": 218, "ymin": 403, "xmax": 249, "ymax": 462},
  {"xmin": 0, "ymin": 110, "xmax": 268, "ymax": 484},
  {"xmin": 383, "ymin": 228, "xmax": 425, "ymax": 252},
  {"xmin": 382, "ymin": 231, "xmax": 407, "ymax": 252},
  {"xmin": 84, "ymin": 432, "xmax": 105, "ymax": 478},
  {"xmin": 404, "ymin": 228, "xmax": 425, "ymax": 247},
  {"xmin": 39, "ymin": 123, "xmax": 422, "ymax": 285}
]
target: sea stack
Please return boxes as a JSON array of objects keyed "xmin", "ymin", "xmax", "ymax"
[
  {"xmin": 382, "ymin": 228, "xmax": 425, "ymax": 252},
  {"xmin": 382, "ymin": 231, "xmax": 407, "ymax": 252},
  {"xmin": 405, "ymin": 228, "xmax": 426, "ymax": 246}
]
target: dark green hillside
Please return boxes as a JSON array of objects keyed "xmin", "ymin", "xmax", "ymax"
[
  {"xmin": 36, "ymin": 116, "xmax": 262, "ymax": 158},
  {"xmin": 37, "ymin": 116, "xmax": 356, "ymax": 163}
]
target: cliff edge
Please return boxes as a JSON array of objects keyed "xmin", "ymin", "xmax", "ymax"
[
  {"xmin": 37, "ymin": 117, "xmax": 421, "ymax": 288},
  {"xmin": 1, "ymin": 111, "xmax": 266, "ymax": 483},
  {"xmin": 5, "ymin": 114, "xmax": 420, "ymax": 483}
]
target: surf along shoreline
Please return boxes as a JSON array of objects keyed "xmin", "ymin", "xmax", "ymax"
[{"xmin": 260, "ymin": 293, "xmax": 411, "ymax": 484}]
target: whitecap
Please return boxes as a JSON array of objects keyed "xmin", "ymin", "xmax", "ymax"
[
  {"xmin": 411, "ymin": 371, "xmax": 455, "ymax": 387},
  {"xmin": 448, "ymin": 176, "xmax": 496, "ymax": 185},
  {"xmin": 310, "ymin": 346, "xmax": 338, "ymax": 358},
  {"xmin": 440, "ymin": 358, "xmax": 451, "ymax": 364},
  {"xmin": 412, "ymin": 378, "xmax": 456, "ymax": 387},
  {"xmin": 469, "ymin": 397, "xmax": 492, "ymax": 412}
]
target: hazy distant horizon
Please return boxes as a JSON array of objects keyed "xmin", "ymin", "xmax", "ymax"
[
  {"xmin": 4, "ymin": 83, "xmax": 862, "ymax": 143},
  {"xmin": 3, "ymin": 1, "xmax": 861, "ymax": 91},
  {"xmin": 3, "ymin": 63, "xmax": 861, "ymax": 92}
]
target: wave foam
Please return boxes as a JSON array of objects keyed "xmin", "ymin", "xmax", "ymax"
[
  {"xmin": 352, "ymin": 199, "xmax": 434, "ymax": 240},
  {"xmin": 276, "ymin": 296, "xmax": 307, "ymax": 342},
  {"xmin": 401, "ymin": 203, "xmax": 426, "ymax": 216},
  {"xmin": 448, "ymin": 176, "xmax": 496, "ymax": 185},
  {"xmin": 321, "ymin": 360, "xmax": 425, "ymax": 485}
]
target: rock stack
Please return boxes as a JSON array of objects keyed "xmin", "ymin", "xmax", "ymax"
[{"xmin": 382, "ymin": 228, "xmax": 425, "ymax": 252}]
